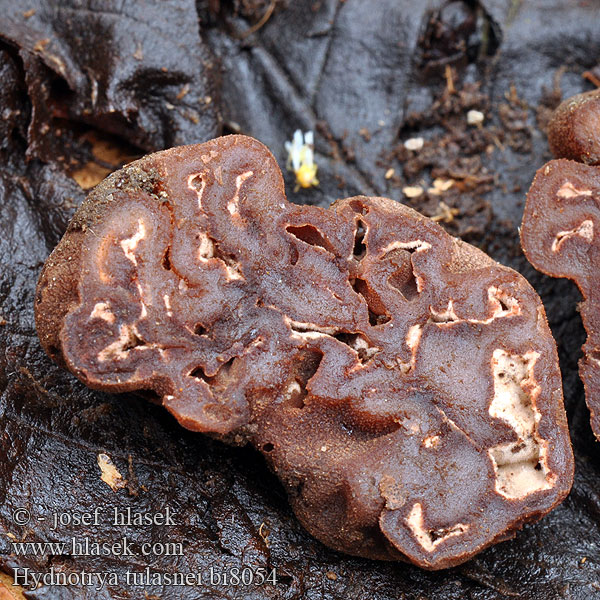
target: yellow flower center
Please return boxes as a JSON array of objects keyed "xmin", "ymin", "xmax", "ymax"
[{"xmin": 296, "ymin": 164, "xmax": 318, "ymax": 188}]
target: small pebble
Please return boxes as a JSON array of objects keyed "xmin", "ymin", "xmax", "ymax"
[
  {"xmin": 404, "ymin": 137, "xmax": 424, "ymax": 151},
  {"xmin": 429, "ymin": 179, "xmax": 454, "ymax": 195},
  {"xmin": 403, "ymin": 186, "xmax": 424, "ymax": 198},
  {"xmin": 467, "ymin": 110, "xmax": 485, "ymax": 126}
]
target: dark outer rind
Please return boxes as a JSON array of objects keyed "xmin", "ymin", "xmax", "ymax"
[
  {"xmin": 521, "ymin": 159, "xmax": 600, "ymax": 438},
  {"xmin": 35, "ymin": 135, "xmax": 573, "ymax": 570},
  {"xmin": 548, "ymin": 90, "xmax": 600, "ymax": 166}
]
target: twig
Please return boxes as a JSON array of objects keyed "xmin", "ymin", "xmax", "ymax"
[
  {"xmin": 583, "ymin": 69, "xmax": 600, "ymax": 88},
  {"xmin": 445, "ymin": 64, "xmax": 456, "ymax": 95},
  {"xmin": 238, "ymin": 0, "xmax": 277, "ymax": 39}
]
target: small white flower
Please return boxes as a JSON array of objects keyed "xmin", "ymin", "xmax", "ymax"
[{"xmin": 285, "ymin": 130, "xmax": 319, "ymax": 191}]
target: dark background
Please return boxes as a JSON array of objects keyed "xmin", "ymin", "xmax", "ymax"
[{"xmin": 1, "ymin": 0, "xmax": 600, "ymax": 598}]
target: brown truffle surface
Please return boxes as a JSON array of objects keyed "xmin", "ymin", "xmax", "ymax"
[
  {"xmin": 548, "ymin": 89, "xmax": 600, "ymax": 166},
  {"xmin": 522, "ymin": 88, "xmax": 600, "ymax": 439},
  {"xmin": 36, "ymin": 135, "xmax": 573, "ymax": 569},
  {"xmin": 522, "ymin": 159, "xmax": 600, "ymax": 437}
]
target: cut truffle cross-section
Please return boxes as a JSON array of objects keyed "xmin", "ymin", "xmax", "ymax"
[
  {"xmin": 521, "ymin": 88, "xmax": 600, "ymax": 439},
  {"xmin": 36, "ymin": 134, "xmax": 573, "ymax": 569}
]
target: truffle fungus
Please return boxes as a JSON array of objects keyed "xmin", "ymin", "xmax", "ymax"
[
  {"xmin": 548, "ymin": 89, "xmax": 600, "ymax": 166},
  {"xmin": 522, "ymin": 88, "xmax": 600, "ymax": 439},
  {"xmin": 522, "ymin": 161, "xmax": 600, "ymax": 437},
  {"xmin": 36, "ymin": 135, "xmax": 573, "ymax": 569}
]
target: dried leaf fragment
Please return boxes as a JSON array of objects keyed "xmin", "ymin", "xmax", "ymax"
[{"xmin": 97, "ymin": 453, "xmax": 126, "ymax": 492}]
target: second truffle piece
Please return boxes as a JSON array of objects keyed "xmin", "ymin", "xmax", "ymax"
[
  {"xmin": 522, "ymin": 159, "xmax": 600, "ymax": 436},
  {"xmin": 522, "ymin": 87, "xmax": 600, "ymax": 439},
  {"xmin": 548, "ymin": 89, "xmax": 600, "ymax": 165}
]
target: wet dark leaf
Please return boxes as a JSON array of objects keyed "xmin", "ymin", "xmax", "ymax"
[{"xmin": 0, "ymin": 0, "xmax": 221, "ymax": 166}]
